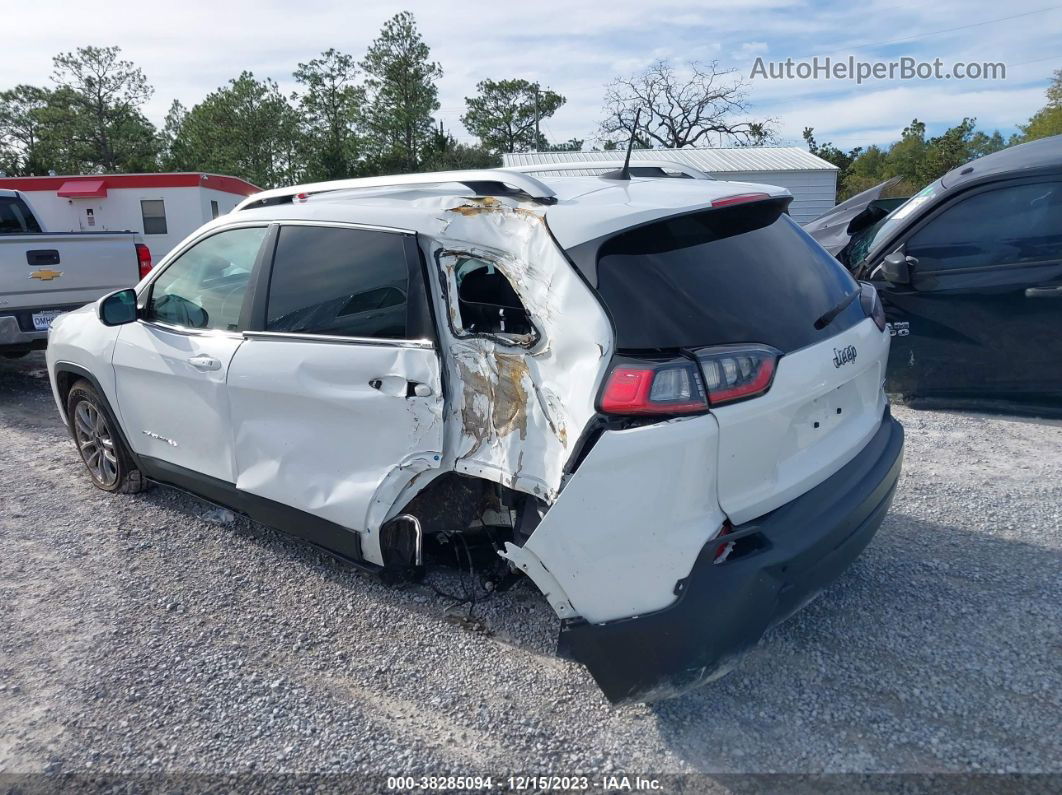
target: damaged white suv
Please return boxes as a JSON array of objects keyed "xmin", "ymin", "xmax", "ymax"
[{"xmin": 47, "ymin": 165, "xmax": 904, "ymax": 702}]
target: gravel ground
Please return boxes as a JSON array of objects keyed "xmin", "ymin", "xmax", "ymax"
[{"xmin": 1, "ymin": 352, "xmax": 1060, "ymax": 783}]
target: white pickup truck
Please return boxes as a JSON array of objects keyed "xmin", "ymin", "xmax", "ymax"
[{"xmin": 1, "ymin": 188, "xmax": 151, "ymax": 358}]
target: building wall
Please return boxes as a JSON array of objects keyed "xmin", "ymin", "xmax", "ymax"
[
  {"xmin": 720, "ymin": 170, "xmax": 838, "ymax": 224},
  {"xmin": 16, "ymin": 186, "xmax": 245, "ymax": 258}
]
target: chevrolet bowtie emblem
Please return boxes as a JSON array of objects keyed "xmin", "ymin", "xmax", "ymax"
[{"xmin": 29, "ymin": 269, "xmax": 63, "ymax": 281}]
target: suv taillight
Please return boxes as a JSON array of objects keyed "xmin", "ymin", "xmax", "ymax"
[
  {"xmin": 598, "ymin": 345, "xmax": 782, "ymax": 416},
  {"xmin": 693, "ymin": 344, "xmax": 781, "ymax": 406},
  {"xmin": 859, "ymin": 282, "xmax": 886, "ymax": 331},
  {"xmin": 135, "ymin": 243, "xmax": 153, "ymax": 279},
  {"xmin": 599, "ymin": 356, "xmax": 708, "ymax": 416}
]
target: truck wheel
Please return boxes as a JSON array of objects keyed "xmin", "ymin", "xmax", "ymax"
[{"xmin": 67, "ymin": 380, "xmax": 147, "ymax": 494}]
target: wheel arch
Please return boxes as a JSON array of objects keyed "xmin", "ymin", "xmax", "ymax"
[{"xmin": 53, "ymin": 362, "xmax": 142, "ymax": 469}]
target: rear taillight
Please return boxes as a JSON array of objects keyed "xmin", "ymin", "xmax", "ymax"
[
  {"xmin": 693, "ymin": 344, "xmax": 780, "ymax": 406},
  {"xmin": 598, "ymin": 345, "xmax": 782, "ymax": 416},
  {"xmin": 599, "ymin": 357, "xmax": 708, "ymax": 416},
  {"xmin": 135, "ymin": 243, "xmax": 153, "ymax": 279},
  {"xmin": 859, "ymin": 281, "xmax": 886, "ymax": 331}
]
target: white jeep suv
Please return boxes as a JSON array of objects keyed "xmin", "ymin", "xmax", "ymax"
[{"xmin": 46, "ymin": 166, "xmax": 904, "ymax": 703}]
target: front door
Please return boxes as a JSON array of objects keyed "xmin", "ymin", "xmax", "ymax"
[
  {"xmin": 873, "ymin": 178, "xmax": 1062, "ymax": 402},
  {"xmin": 112, "ymin": 225, "xmax": 269, "ymax": 481},
  {"xmin": 226, "ymin": 224, "xmax": 444, "ymax": 548}
]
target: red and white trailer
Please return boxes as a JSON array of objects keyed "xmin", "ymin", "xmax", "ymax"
[{"xmin": 0, "ymin": 173, "xmax": 261, "ymax": 258}]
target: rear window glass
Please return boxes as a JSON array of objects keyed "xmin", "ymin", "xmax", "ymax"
[{"xmin": 595, "ymin": 201, "xmax": 862, "ymax": 352}]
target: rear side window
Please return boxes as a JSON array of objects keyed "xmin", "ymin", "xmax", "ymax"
[
  {"xmin": 454, "ymin": 256, "xmax": 533, "ymax": 337},
  {"xmin": 595, "ymin": 201, "xmax": 861, "ymax": 352},
  {"xmin": 266, "ymin": 226, "xmax": 410, "ymax": 339},
  {"xmin": 0, "ymin": 196, "xmax": 43, "ymax": 234},
  {"xmin": 906, "ymin": 181, "xmax": 1062, "ymax": 271}
]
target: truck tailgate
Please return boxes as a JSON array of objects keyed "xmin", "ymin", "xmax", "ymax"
[{"xmin": 0, "ymin": 232, "xmax": 141, "ymax": 311}]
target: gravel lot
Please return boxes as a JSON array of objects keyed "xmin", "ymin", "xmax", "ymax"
[{"xmin": 1, "ymin": 352, "xmax": 1060, "ymax": 782}]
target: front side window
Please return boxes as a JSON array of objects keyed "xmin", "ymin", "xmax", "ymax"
[
  {"xmin": 141, "ymin": 199, "xmax": 168, "ymax": 235},
  {"xmin": 146, "ymin": 226, "xmax": 267, "ymax": 331},
  {"xmin": 265, "ymin": 226, "xmax": 410, "ymax": 339},
  {"xmin": 905, "ymin": 181, "xmax": 1062, "ymax": 272}
]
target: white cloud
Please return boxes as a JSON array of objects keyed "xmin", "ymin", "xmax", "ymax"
[{"xmin": 5, "ymin": 0, "xmax": 1057, "ymax": 150}]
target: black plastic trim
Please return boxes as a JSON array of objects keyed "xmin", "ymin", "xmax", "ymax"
[{"xmin": 239, "ymin": 223, "xmax": 280, "ymax": 331}]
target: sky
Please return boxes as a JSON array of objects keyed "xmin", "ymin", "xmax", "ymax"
[{"xmin": 6, "ymin": 0, "xmax": 1060, "ymax": 152}]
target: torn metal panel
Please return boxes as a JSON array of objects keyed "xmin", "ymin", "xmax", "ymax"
[
  {"xmin": 500, "ymin": 542, "xmax": 577, "ymax": 619},
  {"xmin": 516, "ymin": 414, "xmax": 728, "ymax": 624},
  {"xmin": 226, "ymin": 337, "xmax": 445, "ymax": 566},
  {"xmin": 428, "ymin": 195, "xmax": 613, "ymax": 504}
]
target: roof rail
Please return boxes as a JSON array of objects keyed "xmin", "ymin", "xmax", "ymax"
[
  {"xmin": 235, "ymin": 169, "xmax": 558, "ymax": 211},
  {"xmin": 502, "ymin": 160, "xmax": 713, "ymax": 181}
]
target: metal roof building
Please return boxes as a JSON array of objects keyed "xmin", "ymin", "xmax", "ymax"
[{"xmin": 503, "ymin": 147, "xmax": 838, "ymax": 223}]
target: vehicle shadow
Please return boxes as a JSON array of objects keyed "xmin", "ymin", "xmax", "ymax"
[{"xmin": 646, "ymin": 509, "xmax": 1061, "ymax": 773}]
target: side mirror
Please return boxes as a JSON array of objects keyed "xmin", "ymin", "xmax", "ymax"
[
  {"xmin": 882, "ymin": 252, "xmax": 915, "ymax": 285},
  {"xmin": 98, "ymin": 288, "xmax": 138, "ymax": 326}
]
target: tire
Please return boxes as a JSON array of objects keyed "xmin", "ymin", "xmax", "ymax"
[
  {"xmin": 66, "ymin": 379, "xmax": 148, "ymax": 494},
  {"xmin": 2, "ymin": 351, "xmax": 30, "ymax": 359}
]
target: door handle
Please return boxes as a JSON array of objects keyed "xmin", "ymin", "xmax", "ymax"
[
  {"xmin": 26, "ymin": 249, "xmax": 61, "ymax": 266},
  {"xmin": 1025, "ymin": 286, "xmax": 1062, "ymax": 298},
  {"xmin": 188, "ymin": 355, "xmax": 222, "ymax": 371}
]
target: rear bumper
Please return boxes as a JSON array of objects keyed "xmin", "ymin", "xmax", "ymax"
[
  {"xmin": 0, "ymin": 315, "xmax": 48, "ymax": 352},
  {"xmin": 0, "ymin": 304, "xmax": 83, "ymax": 352},
  {"xmin": 559, "ymin": 409, "xmax": 904, "ymax": 703}
]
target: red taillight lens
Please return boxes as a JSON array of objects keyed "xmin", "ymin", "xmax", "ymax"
[
  {"xmin": 693, "ymin": 344, "xmax": 781, "ymax": 406},
  {"xmin": 135, "ymin": 243, "xmax": 153, "ymax": 279},
  {"xmin": 859, "ymin": 281, "xmax": 886, "ymax": 331},
  {"xmin": 599, "ymin": 358, "xmax": 708, "ymax": 416}
]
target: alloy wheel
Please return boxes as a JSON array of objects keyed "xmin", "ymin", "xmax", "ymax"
[{"xmin": 73, "ymin": 400, "xmax": 119, "ymax": 487}]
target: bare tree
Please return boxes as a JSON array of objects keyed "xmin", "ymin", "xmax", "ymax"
[{"xmin": 599, "ymin": 60, "xmax": 774, "ymax": 148}]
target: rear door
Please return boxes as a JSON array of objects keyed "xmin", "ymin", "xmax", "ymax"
[
  {"xmin": 226, "ymin": 223, "xmax": 444, "ymax": 541},
  {"xmin": 593, "ymin": 200, "xmax": 890, "ymax": 525},
  {"xmin": 112, "ymin": 224, "xmax": 269, "ymax": 481},
  {"xmin": 871, "ymin": 178, "xmax": 1062, "ymax": 402}
]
